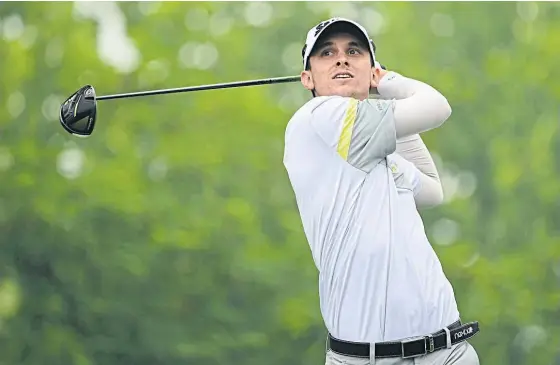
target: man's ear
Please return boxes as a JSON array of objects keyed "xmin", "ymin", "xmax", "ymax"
[
  {"xmin": 370, "ymin": 67, "xmax": 382, "ymax": 88},
  {"xmin": 301, "ymin": 70, "xmax": 314, "ymax": 91}
]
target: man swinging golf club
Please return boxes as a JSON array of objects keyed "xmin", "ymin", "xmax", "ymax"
[{"xmin": 283, "ymin": 17, "xmax": 480, "ymax": 364}]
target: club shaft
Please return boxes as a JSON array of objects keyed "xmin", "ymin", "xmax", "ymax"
[{"xmin": 96, "ymin": 75, "xmax": 300, "ymax": 101}]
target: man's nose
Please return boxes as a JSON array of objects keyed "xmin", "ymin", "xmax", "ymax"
[{"xmin": 336, "ymin": 54, "xmax": 350, "ymax": 67}]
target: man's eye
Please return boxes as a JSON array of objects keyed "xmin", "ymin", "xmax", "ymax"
[
  {"xmin": 321, "ymin": 50, "xmax": 333, "ymax": 56},
  {"xmin": 348, "ymin": 49, "xmax": 360, "ymax": 55}
]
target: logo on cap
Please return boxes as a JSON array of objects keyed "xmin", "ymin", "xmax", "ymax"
[{"xmin": 314, "ymin": 19, "xmax": 334, "ymax": 37}]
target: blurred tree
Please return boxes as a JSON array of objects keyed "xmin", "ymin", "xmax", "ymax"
[{"xmin": 0, "ymin": 2, "xmax": 558, "ymax": 365}]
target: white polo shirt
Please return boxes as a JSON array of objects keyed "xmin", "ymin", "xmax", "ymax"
[
  {"xmin": 385, "ymin": 153, "xmax": 459, "ymax": 340},
  {"xmin": 283, "ymin": 95, "xmax": 459, "ymax": 344}
]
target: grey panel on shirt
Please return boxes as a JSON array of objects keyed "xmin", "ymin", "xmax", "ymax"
[{"xmin": 347, "ymin": 98, "xmax": 397, "ymax": 173}]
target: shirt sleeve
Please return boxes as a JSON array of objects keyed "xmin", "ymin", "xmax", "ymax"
[
  {"xmin": 375, "ymin": 71, "xmax": 452, "ymax": 140},
  {"xmin": 396, "ymin": 134, "xmax": 444, "ymax": 208},
  {"xmin": 396, "ymin": 134, "xmax": 441, "ymax": 184},
  {"xmin": 309, "ymin": 96, "xmax": 397, "ymax": 173}
]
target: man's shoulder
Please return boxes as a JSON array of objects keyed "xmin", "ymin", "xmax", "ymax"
[
  {"xmin": 293, "ymin": 96, "xmax": 350, "ymax": 116},
  {"xmin": 287, "ymin": 96, "xmax": 351, "ymax": 128},
  {"xmin": 292, "ymin": 96, "xmax": 392, "ymax": 119}
]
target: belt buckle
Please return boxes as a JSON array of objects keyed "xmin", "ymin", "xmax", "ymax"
[{"xmin": 401, "ymin": 334, "xmax": 434, "ymax": 359}]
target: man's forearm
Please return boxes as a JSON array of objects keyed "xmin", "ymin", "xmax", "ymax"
[
  {"xmin": 377, "ymin": 72, "xmax": 452, "ymax": 139},
  {"xmin": 396, "ymin": 134, "xmax": 440, "ymax": 181},
  {"xmin": 397, "ymin": 134, "xmax": 444, "ymax": 207}
]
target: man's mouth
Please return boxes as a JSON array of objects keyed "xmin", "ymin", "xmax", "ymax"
[{"xmin": 333, "ymin": 72, "xmax": 353, "ymax": 79}]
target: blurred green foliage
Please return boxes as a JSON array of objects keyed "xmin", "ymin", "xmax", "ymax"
[{"xmin": 0, "ymin": 1, "xmax": 559, "ymax": 364}]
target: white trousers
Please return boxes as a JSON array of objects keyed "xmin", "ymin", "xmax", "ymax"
[{"xmin": 325, "ymin": 341, "xmax": 479, "ymax": 365}]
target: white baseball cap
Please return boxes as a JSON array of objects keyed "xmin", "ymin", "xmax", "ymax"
[{"xmin": 301, "ymin": 17, "xmax": 380, "ymax": 70}]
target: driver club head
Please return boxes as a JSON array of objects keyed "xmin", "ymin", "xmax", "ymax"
[{"xmin": 59, "ymin": 85, "xmax": 97, "ymax": 136}]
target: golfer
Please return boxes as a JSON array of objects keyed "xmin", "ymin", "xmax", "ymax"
[{"xmin": 283, "ymin": 18, "xmax": 480, "ymax": 364}]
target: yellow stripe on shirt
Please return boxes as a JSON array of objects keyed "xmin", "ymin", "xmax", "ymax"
[{"xmin": 336, "ymin": 98, "xmax": 358, "ymax": 160}]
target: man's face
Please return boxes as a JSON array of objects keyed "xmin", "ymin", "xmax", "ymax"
[{"xmin": 301, "ymin": 31, "xmax": 375, "ymax": 100}]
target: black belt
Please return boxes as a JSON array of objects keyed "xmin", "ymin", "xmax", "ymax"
[{"xmin": 328, "ymin": 320, "xmax": 479, "ymax": 359}]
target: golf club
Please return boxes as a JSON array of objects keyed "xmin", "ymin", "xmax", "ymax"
[{"xmin": 59, "ymin": 75, "xmax": 300, "ymax": 137}]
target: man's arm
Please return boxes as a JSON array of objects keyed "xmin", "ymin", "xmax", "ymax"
[
  {"xmin": 374, "ymin": 70, "xmax": 448, "ymax": 207},
  {"xmin": 396, "ymin": 134, "xmax": 444, "ymax": 208},
  {"xmin": 375, "ymin": 71, "xmax": 452, "ymax": 139},
  {"xmin": 308, "ymin": 72, "xmax": 451, "ymax": 173}
]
